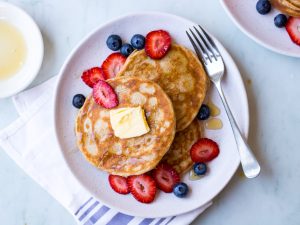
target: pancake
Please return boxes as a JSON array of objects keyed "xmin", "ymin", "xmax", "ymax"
[
  {"xmin": 162, "ymin": 119, "xmax": 202, "ymax": 175},
  {"xmin": 75, "ymin": 76, "xmax": 176, "ymax": 176},
  {"xmin": 270, "ymin": 0, "xmax": 300, "ymax": 17},
  {"xmin": 118, "ymin": 44, "xmax": 209, "ymax": 132}
]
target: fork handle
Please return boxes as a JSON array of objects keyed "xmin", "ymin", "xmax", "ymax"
[{"xmin": 213, "ymin": 81, "xmax": 261, "ymax": 178}]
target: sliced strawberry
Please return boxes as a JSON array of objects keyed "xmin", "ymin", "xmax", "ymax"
[
  {"xmin": 286, "ymin": 17, "xmax": 300, "ymax": 46},
  {"xmin": 101, "ymin": 53, "xmax": 126, "ymax": 79},
  {"xmin": 108, "ymin": 175, "xmax": 130, "ymax": 195},
  {"xmin": 152, "ymin": 163, "xmax": 180, "ymax": 193},
  {"xmin": 81, "ymin": 67, "xmax": 106, "ymax": 88},
  {"xmin": 145, "ymin": 30, "xmax": 171, "ymax": 59},
  {"xmin": 92, "ymin": 80, "xmax": 118, "ymax": 109},
  {"xmin": 127, "ymin": 174, "xmax": 156, "ymax": 204},
  {"xmin": 190, "ymin": 138, "xmax": 220, "ymax": 163}
]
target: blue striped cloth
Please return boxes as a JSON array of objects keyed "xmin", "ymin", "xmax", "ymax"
[{"xmin": 0, "ymin": 77, "xmax": 212, "ymax": 225}]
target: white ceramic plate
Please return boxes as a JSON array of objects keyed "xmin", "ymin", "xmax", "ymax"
[
  {"xmin": 54, "ymin": 12, "xmax": 249, "ymax": 218},
  {"xmin": 0, "ymin": 2, "xmax": 44, "ymax": 98},
  {"xmin": 220, "ymin": 0, "xmax": 300, "ymax": 58}
]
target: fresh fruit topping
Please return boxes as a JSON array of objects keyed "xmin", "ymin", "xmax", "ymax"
[
  {"xmin": 173, "ymin": 182, "xmax": 189, "ymax": 198},
  {"xmin": 106, "ymin": 34, "xmax": 122, "ymax": 51},
  {"xmin": 286, "ymin": 17, "xmax": 300, "ymax": 46},
  {"xmin": 127, "ymin": 174, "xmax": 157, "ymax": 204},
  {"xmin": 72, "ymin": 94, "xmax": 86, "ymax": 109},
  {"xmin": 190, "ymin": 138, "xmax": 220, "ymax": 163},
  {"xmin": 108, "ymin": 175, "xmax": 130, "ymax": 194},
  {"xmin": 131, "ymin": 34, "xmax": 145, "ymax": 50},
  {"xmin": 152, "ymin": 163, "xmax": 180, "ymax": 193},
  {"xmin": 256, "ymin": 0, "xmax": 271, "ymax": 15},
  {"xmin": 145, "ymin": 30, "xmax": 171, "ymax": 59},
  {"xmin": 274, "ymin": 14, "xmax": 288, "ymax": 28},
  {"xmin": 101, "ymin": 53, "xmax": 126, "ymax": 79},
  {"xmin": 92, "ymin": 80, "xmax": 118, "ymax": 109},
  {"xmin": 81, "ymin": 67, "xmax": 106, "ymax": 88},
  {"xmin": 197, "ymin": 104, "xmax": 210, "ymax": 120},
  {"xmin": 193, "ymin": 162, "xmax": 207, "ymax": 176},
  {"xmin": 120, "ymin": 43, "xmax": 134, "ymax": 57}
]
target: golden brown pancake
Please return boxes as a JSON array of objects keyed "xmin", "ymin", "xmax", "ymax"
[{"xmin": 270, "ymin": 0, "xmax": 300, "ymax": 17}]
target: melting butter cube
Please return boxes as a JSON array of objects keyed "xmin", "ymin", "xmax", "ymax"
[{"xmin": 110, "ymin": 106, "xmax": 150, "ymax": 139}]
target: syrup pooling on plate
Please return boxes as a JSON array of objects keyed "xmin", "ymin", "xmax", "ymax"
[
  {"xmin": 0, "ymin": 20, "xmax": 27, "ymax": 80},
  {"xmin": 205, "ymin": 118, "xmax": 223, "ymax": 130}
]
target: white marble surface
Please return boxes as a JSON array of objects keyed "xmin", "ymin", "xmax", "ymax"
[{"xmin": 0, "ymin": 0, "xmax": 299, "ymax": 225}]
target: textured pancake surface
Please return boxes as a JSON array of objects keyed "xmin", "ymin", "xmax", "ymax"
[
  {"xmin": 118, "ymin": 44, "xmax": 208, "ymax": 131},
  {"xmin": 270, "ymin": 0, "xmax": 300, "ymax": 16},
  {"xmin": 162, "ymin": 119, "xmax": 201, "ymax": 174},
  {"xmin": 75, "ymin": 76, "xmax": 176, "ymax": 176}
]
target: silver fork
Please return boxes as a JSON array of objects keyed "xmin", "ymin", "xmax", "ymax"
[{"xmin": 186, "ymin": 25, "xmax": 260, "ymax": 178}]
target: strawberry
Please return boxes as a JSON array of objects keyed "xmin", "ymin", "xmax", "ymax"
[
  {"xmin": 101, "ymin": 53, "xmax": 126, "ymax": 79},
  {"xmin": 152, "ymin": 163, "xmax": 180, "ymax": 193},
  {"xmin": 286, "ymin": 17, "xmax": 300, "ymax": 46},
  {"xmin": 145, "ymin": 30, "xmax": 171, "ymax": 59},
  {"xmin": 127, "ymin": 174, "xmax": 156, "ymax": 204},
  {"xmin": 190, "ymin": 138, "xmax": 220, "ymax": 163},
  {"xmin": 108, "ymin": 175, "xmax": 130, "ymax": 195},
  {"xmin": 81, "ymin": 67, "xmax": 106, "ymax": 88},
  {"xmin": 92, "ymin": 80, "xmax": 118, "ymax": 109}
]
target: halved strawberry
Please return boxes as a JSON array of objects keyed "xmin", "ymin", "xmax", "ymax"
[
  {"xmin": 190, "ymin": 138, "xmax": 220, "ymax": 163},
  {"xmin": 81, "ymin": 67, "xmax": 106, "ymax": 88},
  {"xmin": 108, "ymin": 175, "xmax": 130, "ymax": 195},
  {"xmin": 152, "ymin": 163, "xmax": 180, "ymax": 193},
  {"xmin": 101, "ymin": 53, "xmax": 126, "ymax": 79},
  {"xmin": 145, "ymin": 30, "xmax": 171, "ymax": 59},
  {"xmin": 286, "ymin": 17, "xmax": 300, "ymax": 46},
  {"xmin": 92, "ymin": 80, "xmax": 118, "ymax": 109},
  {"xmin": 127, "ymin": 174, "xmax": 156, "ymax": 204}
]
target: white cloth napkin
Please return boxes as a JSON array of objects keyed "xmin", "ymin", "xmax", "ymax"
[{"xmin": 0, "ymin": 76, "xmax": 212, "ymax": 225}]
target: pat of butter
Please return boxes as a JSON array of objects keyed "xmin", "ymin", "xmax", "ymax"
[{"xmin": 110, "ymin": 106, "xmax": 150, "ymax": 139}]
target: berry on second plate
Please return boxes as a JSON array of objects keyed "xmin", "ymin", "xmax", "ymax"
[
  {"xmin": 101, "ymin": 53, "xmax": 126, "ymax": 79},
  {"xmin": 106, "ymin": 34, "xmax": 122, "ymax": 51},
  {"xmin": 173, "ymin": 182, "xmax": 189, "ymax": 198},
  {"xmin": 193, "ymin": 162, "xmax": 207, "ymax": 176},
  {"xmin": 256, "ymin": 0, "xmax": 271, "ymax": 15},
  {"xmin": 72, "ymin": 94, "xmax": 85, "ymax": 109},
  {"xmin": 127, "ymin": 174, "xmax": 157, "ymax": 204},
  {"xmin": 120, "ymin": 43, "xmax": 134, "ymax": 57},
  {"xmin": 131, "ymin": 34, "xmax": 145, "ymax": 49},
  {"xmin": 81, "ymin": 67, "xmax": 106, "ymax": 88},
  {"xmin": 145, "ymin": 30, "xmax": 171, "ymax": 59},
  {"xmin": 108, "ymin": 175, "xmax": 130, "ymax": 195},
  {"xmin": 190, "ymin": 138, "xmax": 220, "ymax": 163},
  {"xmin": 197, "ymin": 104, "xmax": 210, "ymax": 120},
  {"xmin": 152, "ymin": 163, "xmax": 180, "ymax": 193},
  {"xmin": 274, "ymin": 14, "xmax": 288, "ymax": 28},
  {"xmin": 286, "ymin": 17, "xmax": 300, "ymax": 46},
  {"xmin": 93, "ymin": 80, "xmax": 118, "ymax": 109}
]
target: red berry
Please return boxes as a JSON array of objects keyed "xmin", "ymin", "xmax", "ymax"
[
  {"xmin": 108, "ymin": 175, "xmax": 130, "ymax": 195},
  {"xmin": 101, "ymin": 53, "xmax": 126, "ymax": 79},
  {"xmin": 152, "ymin": 163, "xmax": 180, "ymax": 193},
  {"xmin": 145, "ymin": 30, "xmax": 171, "ymax": 59},
  {"xmin": 286, "ymin": 17, "xmax": 300, "ymax": 46},
  {"xmin": 81, "ymin": 67, "xmax": 106, "ymax": 88},
  {"xmin": 190, "ymin": 138, "xmax": 220, "ymax": 163},
  {"xmin": 92, "ymin": 80, "xmax": 118, "ymax": 109},
  {"xmin": 127, "ymin": 174, "xmax": 156, "ymax": 204}
]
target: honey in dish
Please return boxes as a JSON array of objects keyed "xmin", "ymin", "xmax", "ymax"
[{"xmin": 0, "ymin": 20, "xmax": 27, "ymax": 80}]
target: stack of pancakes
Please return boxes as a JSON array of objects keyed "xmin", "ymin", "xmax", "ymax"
[
  {"xmin": 75, "ymin": 44, "xmax": 209, "ymax": 177},
  {"xmin": 270, "ymin": 0, "xmax": 300, "ymax": 17}
]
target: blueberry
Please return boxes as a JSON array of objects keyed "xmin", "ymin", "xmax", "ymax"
[
  {"xmin": 72, "ymin": 94, "xmax": 85, "ymax": 109},
  {"xmin": 120, "ymin": 43, "xmax": 134, "ymax": 57},
  {"xmin": 197, "ymin": 104, "xmax": 210, "ymax": 120},
  {"xmin": 193, "ymin": 163, "xmax": 207, "ymax": 176},
  {"xmin": 173, "ymin": 182, "xmax": 189, "ymax": 198},
  {"xmin": 256, "ymin": 0, "xmax": 271, "ymax": 15},
  {"xmin": 274, "ymin": 14, "xmax": 287, "ymax": 28},
  {"xmin": 131, "ymin": 34, "xmax": 145, "ymax": 49},
  {"xmin": 106, "ymin": 35, "xmax": 122, "ymax": 51}
]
